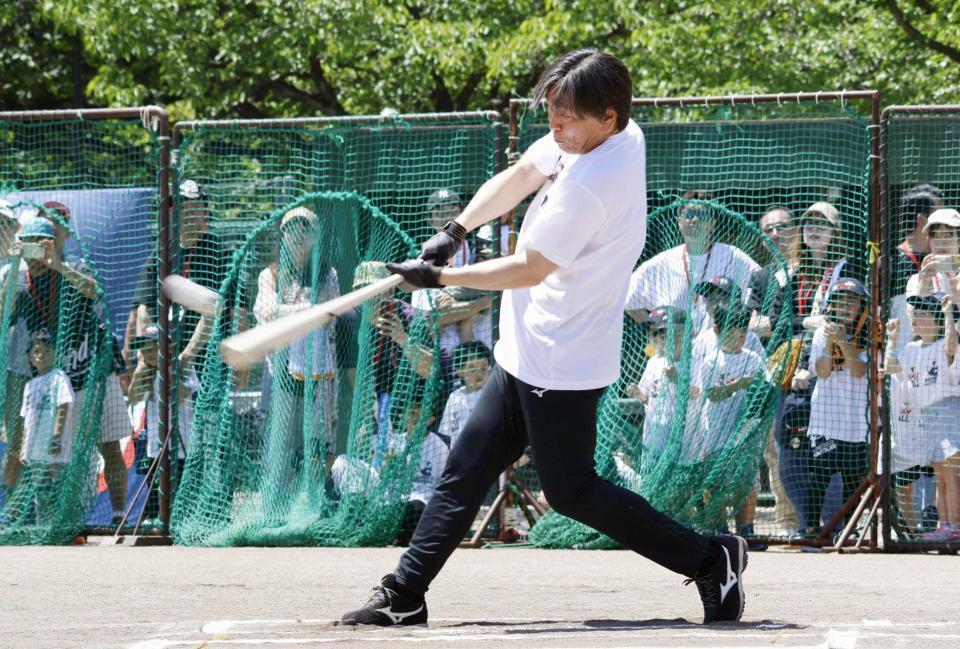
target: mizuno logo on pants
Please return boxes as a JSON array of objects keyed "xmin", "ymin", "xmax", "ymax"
[{"xmin": 530, "ymin": 388, "xmax": 548, "ymax": 398}]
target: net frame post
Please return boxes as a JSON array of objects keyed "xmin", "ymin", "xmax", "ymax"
[
  {"xmin": 0, "ymin": 106, "xmax": 172, "ymax": 541},
  {"xmin": 879, "ymin": 104, "xmax": 960, "ymax": 555},
  {"xmin": 510, "ymin": 91, "xmax": 882, "ymax": 549}
]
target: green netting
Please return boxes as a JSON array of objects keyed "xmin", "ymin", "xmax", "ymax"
[
  {"xmin": 168, "ymin": 114, "xmax": 502, "ymax": 545},
  {"xmin": 882, "ymin": 108, "xmax": 960, "ymax": 545},
  {"xmin": 0, "ymin": 113, "xmax": 164, "ymax": 543},
  {"xmin": 513, "ymin": 99, "xmax": 875, "ymax": 548}
]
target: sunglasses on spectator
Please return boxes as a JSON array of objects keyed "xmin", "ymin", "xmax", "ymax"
[{"xmin": 762, "ymin": 223, "xmax": 793, "ymax": 235}]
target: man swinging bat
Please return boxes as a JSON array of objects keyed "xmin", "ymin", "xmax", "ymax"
[{"xmin": 339, "ymin": 49, "xmax": 749, "ymax": 627}]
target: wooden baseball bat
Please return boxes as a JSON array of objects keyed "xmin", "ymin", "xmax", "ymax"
[
  {"xmin": 219, "ymin": 274, "xmax": 405, "ymax": 370},
  {"xmin": 160, "ymin": 274, "xmax": 222, "ymax": 318}
]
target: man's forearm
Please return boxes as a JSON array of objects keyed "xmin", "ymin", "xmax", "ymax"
[
  {"xmin": 453, "ymin": 159, "xmax": 546, "ymax": 233},
  {"xmin": 440, "ymin": 251, "xmax": 552, "ymax": 291}
]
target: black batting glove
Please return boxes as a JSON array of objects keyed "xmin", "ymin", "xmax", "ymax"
[
  {"xmin": 420, "ymin": 221, "xmax": 466, "ymax": 267},
  {"xmin": 386, "ymin": 260, "xmax": 443, "ymax": 291}
]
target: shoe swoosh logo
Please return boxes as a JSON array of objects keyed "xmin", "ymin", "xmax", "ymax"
[
  {"xmin": 375, "ymin": 603, "xmax": 424, "ymax": 624},
  {"xmin": 719, "ymin": 545, "xmax": 738, "ymax": 602}
]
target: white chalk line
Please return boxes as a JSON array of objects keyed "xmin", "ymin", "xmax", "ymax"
[{"xmin": 130, "ymin": 630, "xmax": 960, "ymax": 649}]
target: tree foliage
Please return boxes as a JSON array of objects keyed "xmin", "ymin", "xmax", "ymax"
[{"xmin": 2, "ymin": 1, "xmax": 958, "ymax": 118}]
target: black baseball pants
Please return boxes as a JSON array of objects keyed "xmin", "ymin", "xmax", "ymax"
[{"xmin": 394, "ymin": 365, "xmax": 716, "ymax": 596}]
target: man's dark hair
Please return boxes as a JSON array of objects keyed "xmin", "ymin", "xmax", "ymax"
[
  {"xmin": 453, "ymin": 341, "xmax": 492, "ymax": 371},
  {"xmin": 900, "ymin": 184, "xmax": 942, "ymax": 226},
  {"xmin": 532, "ymin": 49, "xmax": 632, "ymax": 131}
]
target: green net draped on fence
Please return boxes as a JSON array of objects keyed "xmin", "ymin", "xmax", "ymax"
[
  {"xmin": 0, "ymin": 111, "xmax": 165, "ymax": 543},
  {"xmin": 168, "ymin": 114, "xmax": 503, "ymax": 545},
  {"xmin": 882, "ymin": 107, "xmax": 960, "ymax": 546},
  {"xmin": 512, "ymin": 98, "xmax": 875, "ymax": 548}
]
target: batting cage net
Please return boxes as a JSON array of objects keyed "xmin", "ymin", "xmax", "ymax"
[
  {"xmin": 0, "ymin": 108, "xmax": 168, "ymax": 543},
  {"xmin": 168, "ymin": 113, "xmax": 505, "ymax": 545},
  {"xmin": 881, "ymin": 106, "xmax": 960, "ymax": 550},
  {"xmin": 511, "ymin": 94, "xmax": 880, "ymax": 548}
]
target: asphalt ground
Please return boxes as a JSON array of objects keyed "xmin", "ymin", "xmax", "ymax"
[{"xmin": 1, "ymin": 544, "xmax": 957, "ymax": 649}]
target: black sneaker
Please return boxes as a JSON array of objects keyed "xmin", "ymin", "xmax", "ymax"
[
  {"xmin": 685, "ymin": 534, "xmax": 747, "ymax": 624},
  {"xmin": 339, "ymin": 574, "xmax": 427, "ymax": 626}
]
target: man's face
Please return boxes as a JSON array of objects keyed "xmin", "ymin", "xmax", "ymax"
[
  {"xmin": 29, "ymin": 341, "xmax": 54, "ymax": 373},
  {"xmin": 456, "ymin": 357, "xmax": 490, "ymax": 391},
  {"xmin": 929, "ymin": 224, "xmax": 959, "ymax": 255},
  {"xmin": 546, "ymin": 94, "xmax": 617, "ymax": 155},
  {"xmin": 678, "ymin": 205, "xmax": 715, "ymax": 247},
  {"xmin": 760, "ymin": 209, "xmax": 795, "ymax": 257}
]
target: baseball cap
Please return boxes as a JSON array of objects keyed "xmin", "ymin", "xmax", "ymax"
[
  {"xmin": 280, "ymin": 206, "xmax": 318, "ymax": 229},
  {"xmin": 426, "ymin": 188, "xmax": 462, "ymax": 212},
  {"xmin": 693, "ymin": 276, "xmax": 741, "ymax": 302},
  {"xmin": 828, "ymin": 277, "xmax": 867, "ymax": 300},
  {"xmin": 802, "ymin": 201, "xmax": 840, "ymax": 228},
  {"xmin": 923, "ymin": 208, "xmax": 960, "ymax": 234},
  {"xmin": 42, "ymin": 200, "xmax": 70, "ymax": 221},
  {"xmin": 18, "ymin": 217, "xmax": 56, "ymax": 240},
  {"xmin": 907, "ymin": 292, "xmax": 947, "ymax": 311},
  {"xmin": 646, "ymin": 305, "xmax": 687, "ymax": 331},
  {"xmin": 0, "ymin": 199, "xmax": 15, "ymax": 222},
  {"xmin": 352, "ymin": 261, "xmax": 390, "ymax": 289},
  {"xmin": 179, "ymin": 179, "xmax": 208, "ymax": 201}
]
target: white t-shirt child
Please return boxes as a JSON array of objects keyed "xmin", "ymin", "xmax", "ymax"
[
  {"xmin": 807, "ymin": 328, "xmax": 869, "ymax": 443},
  {"xmin": 690, "ymin": 346, "xmax": 768, "ymax": 460},
  {"xmin": 635, "ymin": 355, "xmax": 677, "ymax": 455},
  {"xmin": 20, "ymin": 368, "xmax": 74, "ymax": 464}
]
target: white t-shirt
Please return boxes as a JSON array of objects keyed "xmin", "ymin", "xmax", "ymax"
[
  {"xmin": 128, "ymin": 371, "xmax": 199, "ymax": 459},
  {"xmin": 636, "ymin": 355, "xmax": 676, "ymax": 454},
  {"xmin": 20, "ymin": 369, "xmax": 74, "ymax": 464},
  {"xmin": 495, "ymin": 121, "xmax": 648, "ymax": 390},
  {"xmin": 690, "ymin": 347, "xmax": 768, "ymax": 459},
  {"xmin": 437, "ymin": 385, "xmax": 484, "ymax": 449},
  {"xmin": 889, "ymin": 338, "xmax": 953, "ymax": 470},
  {"xmin": 807, "ymin": 328, "xmax": 869, "ymax": 443},
  {"xmin": 624, "ymin": 243, "xmax": 760, "ymax": 330}
]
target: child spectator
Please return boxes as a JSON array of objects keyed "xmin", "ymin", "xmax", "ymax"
[
  {"xmin": 436, "ymin": 341, "xmax": 492, "ymax": 449},
  {"xmin": 626, "ymin": 306, "xmax": 687, "ymax": 466},
  {"xmin": 884, "ymin": 293, "xmax": 957, "ymax": 537},
  {"xmin": 803, "ymin": 278, "xmax": 870, "ymax": 537},
  {"xmin": 126, "ymin": 325, "xmax": 199, "ymax": 530},
  {"xmin": 691, "ymin": 276, "xmax": 765, "ymax": 358},
  {"xmin": 691, "ymin": 305, "xmax": 769, "ymax": 461},
  {"xmin": 20, "ymin": 330, "xmax": 74, "ymax": 470}
]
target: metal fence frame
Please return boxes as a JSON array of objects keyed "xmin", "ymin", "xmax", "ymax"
[
  {"xmin": 879, "ymin": 104, "xmax": 960, "ymax": 554},
  {"xmin": 510, "ymin": 92, "xmax": 883, "ymax": 549},
  {"xmin": 0, "ymin": 106, "xmax": 171, "ymax": 540}
]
